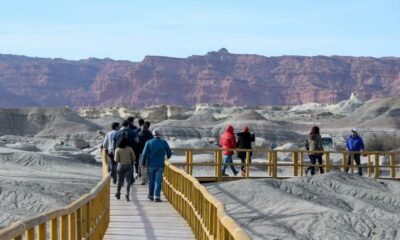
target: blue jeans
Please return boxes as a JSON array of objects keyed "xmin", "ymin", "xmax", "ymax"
[
  {"xmin": 222, "ymin": 155, "xmax": 238, "ymax": 175},
  {"xmin": 148, "ymin": 166, "xmax": 164, "ymax": 199}
]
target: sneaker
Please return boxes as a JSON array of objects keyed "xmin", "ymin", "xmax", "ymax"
[
  {"xmin": 155, "ymin": 198, "xmax": 162, "ymax": 202},
  {"xmin": 148, "ymin": 195, "xmax": 154, "ymax": 201},
  {"xmin": 240, "ymin": 170, "xmax": 246, "ymax": 177},
  {"xmin": 115, "ymin": 193, "xmax": 120, "ymax": 200},
  {"xmin": 222, "ymin": 173, "xmax": 229, "ymax": 176}
]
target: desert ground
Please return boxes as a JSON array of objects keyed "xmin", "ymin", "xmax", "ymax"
[{"xmin": 1, "ymin": 95, "xmax": 400, "ymax": 240}]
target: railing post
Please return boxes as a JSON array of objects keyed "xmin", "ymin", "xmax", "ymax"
[
  {"xmin": 325, "ymin": 152, "xmax": 330, "ymax": 173},
  {"xmin": 37, "ymin": 222, "xmax": 46, "ymax": 240},
  {"xmin": 390, "ymin": 154, "xmax": 395, "ymax": 178},
  {"xmin": 374, "ymin": 154, "xmax": 380, "ymax": 178},
  {"xmin": 189, "ymin": 150, "xmax": 193, "ymax": 175},
  {"xmin": 25, "ymin": 228, "xmax": 34, "ymax": 240},
  {"xmin": 272, "ymin": 151, "xmax": 277, "ymax": 178},
  {"xmin": 300, "ymin": 151, "xmax": 304, "ymax": 176},
  {"xmin": 342, "ymin": 152, "xmax": 346, "ymax": 172},
  {"xmin": 292, "ymin": 151, "xmax": 298, "ymax": 177},
  {"xmin": 70, "ymin": 211, "xmax": 77, "ymax": 240},
  {"xmin": 50, "ymin": 218, "xmax": 58, "ymax": 240},
  {"xmin": 268, "ymin": 151, "xmax": 272, "ymax": 176},
  {"xmin": 350, "ymin": 152, "xmax": 354, "ymax": 174},
  {"xmin": 218, "ymin": 150, "xmax": 223, "ymax": 182},
  {"xmin": 245, "ymin": 151, "xmax": 251, "ymax": 178},
  {"xmin": 61, "ymin": 215, "xmax": 68, "ymax": 240},
  {"xmin": 367, "ymin": 154, "xmax": 371, "ymax": 177},
  {"xmin": 76, "ymin": 208, "xmax": 82, "ymax": 240},
  {"xmin": 185, "ymin": 150, "xmax": 190, "ymax": 174}
]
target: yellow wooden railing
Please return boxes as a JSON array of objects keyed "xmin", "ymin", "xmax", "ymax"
[
  {"xmin": 0, "ymin": 151, "xmax": 111, "ymax": 240},
  {"xmin": 163, "ymin": 161, "xmax": 251, "ymax": 240},
  {"xmin": 171, "ymin": 148, "xmax": 400, "ymax": 181}
]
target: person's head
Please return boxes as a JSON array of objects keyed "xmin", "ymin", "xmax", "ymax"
[
  {"xmin": 127, "ymin": 116, "xmax": 134, "ymax": 124},
  {"xmin": 152, "ymin": 128, "xmax": 161, "ymax": 137},
  {"xmin": 226, "ymin": 125, "xmax": 234, "ymax": 133},
  {"xmin": 117, "ymin": 137, "xmax": 129, "ymax": 148},
  {"xmin": 138, "ymin": 119, "xmax": 145, "ymax": 127},
  {"xmin": 310, "ymin": 126, "xmax": 320, "ymax": 135},
  {"xmin": 243, "ymin": 126, "xmax": 249, "ymax": 133},
  {"xmin": 145, "ymin": 121, "xmax": 151, "ymax": 128},
  {"xmin": 111, "ymin": 122, "xmax": 120, "ymax": 130},
  {"xmin": 141, "ymin": 124, "xmax": 148, "ymax": 131},
  {"xmin": 351, "ymin": 128, "xmax": 358, "ymax": 136},
  {"xmin": 122, "ymin": 120, "xmax": 130, "ymax": 128}
]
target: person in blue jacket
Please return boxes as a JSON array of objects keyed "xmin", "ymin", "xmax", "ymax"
[
  {"xmin": 345, "ymin": 129, "xmax": 365, "ymax": 176},
  {"xmin": 141, "ymin": 128, "xmax": 172, "ymax": 202}
]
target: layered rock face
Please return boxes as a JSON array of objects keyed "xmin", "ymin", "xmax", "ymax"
[{"xmin": 1, "ymin": 49, "xmax": 399, "ymax": 108}]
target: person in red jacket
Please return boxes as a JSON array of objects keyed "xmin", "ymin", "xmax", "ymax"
[{"xmin": 220, "ymin": 125, "xmax": 239, "ymax": 176}]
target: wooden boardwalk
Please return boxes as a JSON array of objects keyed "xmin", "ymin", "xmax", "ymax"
[{"xmin": 104, "ymin": 183, "xmax": 195, "ymax": 240}]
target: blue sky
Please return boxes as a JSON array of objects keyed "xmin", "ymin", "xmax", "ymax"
[{"xmin": 0, "ymin": 0, "xmax": 399, "ymax": 61}]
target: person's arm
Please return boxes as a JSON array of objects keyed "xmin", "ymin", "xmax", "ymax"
[
  {"xmin": 114, "ymin": 148, "xmax": 120, "ymax": 163},
  {"xmin": 165, "ymin": 141, "xmax": 172, "ymax": 159},
  {"xmin": 346, "ymin": 137, "xmax": 350, "ymax": 151},
  {"xmin": 103, "ymin": 134, "xmax": 108, "ymax": 149},
  {"xmin": 250, "ymin": 133, "xmax": 255, "ymax": 142},
  {"xmin": 360, "ymin": 137, "xmax": 365, "ymax": 151},
  {"xmin": 141, "ymin": 141, "xmax": 150, "ymax": 166}
]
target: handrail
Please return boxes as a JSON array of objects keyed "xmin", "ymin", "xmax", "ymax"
[
  {"xmin": 171, "ymin": 148, "xmax": 400, "ymax": 180},
  {"xmin": 0, "ymin": 151, "xmax": 111, "ymax": 240},
  {"xmin": 163, "ymin": 161, "xmax": 251, "ymax": 240}
]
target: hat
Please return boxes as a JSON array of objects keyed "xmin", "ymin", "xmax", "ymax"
[
  {"xmin": 153, "ymin": 128, "xmax": 162, "ymax": 136},
  {"xmin": 351, "ymin": 128, "xmax": 358, "ymax": 133}
]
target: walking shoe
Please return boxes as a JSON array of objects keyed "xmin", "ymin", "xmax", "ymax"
[
  {"xmin": 155, "ymin": 198, "xmax": 162, "ymax": 202},
  {"xmin": 141, "ymin": 182, "xmax": 146, "ymax": 185},
  {"xmin": 148, "ymin": 195, "xmax": 154, "ymax": 201},
  {"xmin": 125, "ymin": 194, "xmax": 130, "ymax": 202},
  {"xmin": 222, "ymin": 173, "xmax": 229, "ymax": 176},
  {"xmin": 233, "ymin": 171, "xmax": 239, "ymax": 176},
  {"xmin": 305, "ymin": 168, "xmax": 309, "ymax": 176},
  {"xmin": 240, "ymin": 170, "xmax": 246, "ymax": 177},
  {"xmin": 115, "ymin": 192, "xmax": 120, "ymax": 200}
]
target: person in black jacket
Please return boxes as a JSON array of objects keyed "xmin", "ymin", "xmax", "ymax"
[
  {"xmin": 138, "ymin": 124, "xmax": 154, "ymax": 185},
  {"xmin": 237, "ymin": 126, "xmax": 255, "ymax": 176}
]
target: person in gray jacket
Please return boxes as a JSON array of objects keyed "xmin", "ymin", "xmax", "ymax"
[{"xmin": 305, "ymin": 126, "xmax": 324, "ymax": 176}]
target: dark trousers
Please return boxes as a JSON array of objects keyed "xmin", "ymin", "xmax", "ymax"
[
  {"xmin": 345, "ymin": 153, "xmax": 362, "ymax": 175},
  {"xmin": 308, "ymin": 155, "xmax": 324, "ymax": 175},
  {"xmin": 239, "ymin": 156, "xmax": 252, "ymax": 172},
  {"xmin": 107, "ymin": 152, "xmax": 117, "ymax": 183},
  {"xmin": 117, "ymin": 163, "xmax": 133, "ymax": 196}
]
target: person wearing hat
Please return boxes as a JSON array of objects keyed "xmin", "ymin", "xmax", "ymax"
[
  {"xmin": 236, "ymin": 126, "xmax": 255, "ymax": 176},
  {"xmin": 141, "ymin": 128, "xmax": 172, "ymax": 202},
  {"xmin": 345, "ymin": 128, "xmax": 365, "ymax": 176}
]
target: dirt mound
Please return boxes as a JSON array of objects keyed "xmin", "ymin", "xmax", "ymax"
[
  {"xmin": 0, "ymin": 108, "xmax": 100, "ymax": 137},
  {"xmin": 207, "ymin": 172, "xmax": 400, "ymax": 240}
]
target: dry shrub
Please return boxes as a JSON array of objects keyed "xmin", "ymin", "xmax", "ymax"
[{"xmin": 365, "ymin": 134, "xmax": 400, "ymax": 151}]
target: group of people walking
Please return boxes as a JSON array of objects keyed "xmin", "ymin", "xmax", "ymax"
[
  {"xmin": 102, "ymin": 117, "xmax": 172, "ymax": 202},
  {"xmin": 220, "ymin": 125, "xmax": 366, "ymax": 177},
  {"xmin": 304, "ymin": 126, "xmax": 365, "ymax": 176}
]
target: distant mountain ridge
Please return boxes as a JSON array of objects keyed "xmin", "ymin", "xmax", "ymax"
[{"xmin": 0, "ymin": 49, "xmax": 399, "ymax": 108}]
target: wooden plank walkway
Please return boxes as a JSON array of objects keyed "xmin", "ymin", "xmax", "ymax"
[{"xmin": 104, "ymin": 183, "xmax": 195, "ymax": 240}]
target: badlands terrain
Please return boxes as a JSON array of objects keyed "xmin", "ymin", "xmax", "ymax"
[{"xmin": 0, "ymin": 95, "xmax": 399, "ymax": 239}]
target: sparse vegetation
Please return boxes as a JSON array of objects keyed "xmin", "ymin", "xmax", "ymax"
[{"xmin": 365, "ymin": 134, "xmax": 400, "ymax": 151}]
